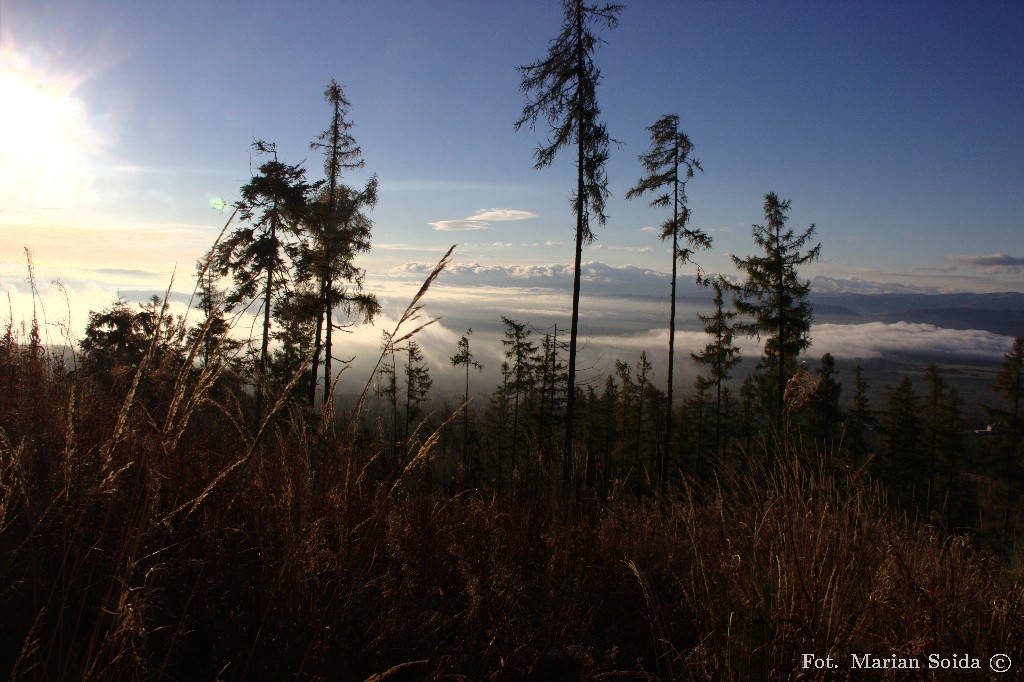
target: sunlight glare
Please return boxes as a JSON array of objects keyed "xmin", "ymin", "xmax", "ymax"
[{"xmin": 0, "ymin": 48, "xmax": 101, "ymax": 211}]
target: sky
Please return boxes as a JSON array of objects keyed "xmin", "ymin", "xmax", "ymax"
[{"xmin": 1, "ymin": 0, "xmax": 1022, "ymax": 389}]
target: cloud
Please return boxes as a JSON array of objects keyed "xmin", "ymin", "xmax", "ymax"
[
  {"xmin": 393, "ymin": 259, "xmax": 701, "ymax": 299},
  {"xmin": 429, "ymin": 207, "xmax": 537, "ymax": 231},
  {"xmin": 429, "ymin": 219, "xmax": 489, "ymax": 231},
  {"xmin": 809, "ymin": 322, "xmax": 1014, "ymax": 361},
  {"xmin": 946, "ymin": 253, "xmax": 1024, "ymax": 274},
  {"xmin": 470, "ymin": 209, "xmax": 537, "ymax": 222},
  {"xmin": 639, "ymin": 226, "xmax": 657, "ymax": 233}
]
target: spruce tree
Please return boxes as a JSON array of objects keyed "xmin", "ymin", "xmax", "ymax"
[
  {"xmin": 215, "ymin": 141, "xmax": 312, "ymax": 421},
  {"xmin": 806, "ymin": 353, "xmax": 843, "ymax": 448},
  {"xmin": 516, "ymin": 0, "xmax": 622, "ymax": 475},
  {"xmin": 732, "ymin": 193, "xmax": 820, "ymax": 432},
  {"xmin": 403, "ymin": 341, "xmax": 432, "ymax": 446},
  {"xmin": 309, "ymin": 79, "xmax": 379, "ymax": 411},
  {"xmin": 846, "ymin": 365, "xmax": 875, "ymax": 471},
  {"xmin": 691, "ymin": 278, "xmax": 741, "ymax": 465},
  {"xmin": 626, "ymin": 114, "xmax": 708, "ymax": 492},
  {"xmin": 450, "ymin": 329, "xmax": 483, "ymax": 473},
  {"xmin": 881, "ymin": 376, "xmax": 924, "ymax": 500},
  {"xmin": 987, "ymin": 337, "xmax": 1024, "ymax": 551},
  {"xmin": 501, "ymin": 317, "xmax": 537, "ymax": 475}
]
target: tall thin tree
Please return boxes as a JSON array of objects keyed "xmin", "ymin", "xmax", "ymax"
[
  {"xmin": 450, "ymin": 329, "xmax": 483, "ymax": 473},
  {"xmin": 626, "ymin": 114, "xmax": 708, "ymax": 491},
  {"xmin": 988, "ymin": 337, "xmax": 1024, "ymax": 552},
  {"xmin": 309, "ymin": 80, "xmax": 379, "ymax": 411},
  {"xmin": 691, "ymin": 278, "xmax": 741, "ymax": 466},
  {"xmin": 516, "ymin": 0, "xmax": 622, "ymax": 477}
]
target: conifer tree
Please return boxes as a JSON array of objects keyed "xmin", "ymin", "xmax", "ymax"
[
  {"xmin": 732, "ymin": 193, "xmax": 820, "ymax": 432},
  {"xmin": 501, "ymin": 317, "xmax": 537, "ymax": 474},
  {"xmin": 309, "ymin": 79, "xmax": 379, "ymax": 410},
  {"xmin": 806, "ymin": 353, "xmax": 843, "ymax": 447},
  {"xmin": 987, "ymin": 337, "xmax": 1024, "ymax": 550},
  {"xmin": 626, "ymin": 114, "xmax": 708, "ymax": 490},
  {"xmin": 403, "ymin": 341, "xmax": 432, "ymax": 445},
  {"xmin": 691, "ymin": 278, "xmax": 741, "ymax": 465},
  {"xmin": 215, "ymin": 141, "xmax": 312, "ymax": 421},
  {"xmin": 632, "ymin": 351, "xmax": 652, "ymax": 474},
  {"xmin": 450, "ymin": 329, "xmax": 483, "ymax": 472},
  {"xmin": 190, "ymin": 252, "xmax": 240, "ymax": 368},
  {"xmin": 516, "ymin": 0, "xmax": 622, "ymax": 473},
  {"xmin": 535, "ymin": 326, "xmax": 566, "ymax": 462},
  {"xmin": 923, "ymin": 363, "xmax": 945, "ymax": 508},
  {"xmin": 377, "ymin": 331, "xmax": 400, "ymax": 461},
  {"xmin": 846, "ymin": 364, "xmax": 875, "ymax": 470},
  {"xmin": 881, "ymin": 376, "xmax": 923, "ymax": 499}
]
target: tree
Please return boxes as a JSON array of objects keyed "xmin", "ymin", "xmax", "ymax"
[
  {"xmin": 881, "ymin": 376, "xmax": 923, "ymax": 499},
  {"xmin": 626, "ymin": 114, "xmax": 708, "ymax": 491},
  {"xmin": 682, "ymin": 375, "xmax": 713, "ymax": 479},
  {"xmin": 846, "ymin": 365, "xmax": 875, "ymax": 470},
  {"xmin": 188, "ymin": 253, "xmax": 245, "ymax": 402},
  {"xmin": 309, "ymin": 79, "xmax": 379, "ymax": 411},
  {"xmin": 632, "ymin": 351, "xmax": 653, "ymax": 475},
  {"xmin": 450, "ymin": 329, "xmax": 483, "ymax": 473},
  {"xmin": 732, "ymin": 193, "xmax": 821, "ymax": 432},
  {"xmin": 922, "ymin": 363, "xmax": 945, "ymax": 508},
  {"xmin": 516, "ymin": 0, "xmax": 622, "ymax": 475},
  {"xmin": 214, "ymin": 141, "xmax": 312, "ymax": 421},
  {"xmin": 987, "ymin": 337, "xmax": 1024, "ymax": 551},
  {"xmin": 501, "ymin": 317, "xmax": 537, "ymax": 475},
  {"xmin": 80, "ymin": 296, "xmax": 187, "ymax": 413},
  {"xmin": 534, "ymin": 326, "xmax": 566, "ymax": 463},
  {"xmin": 403, "ymin": 341, "xmax": 432, "ymax": 446},
  {"xmin": 805, "ymin": 353, "xmax": 843, "ymax": 448},
  {"xmin": 691, "ymin": 278, "xmax": 741, "ymax": 466}
]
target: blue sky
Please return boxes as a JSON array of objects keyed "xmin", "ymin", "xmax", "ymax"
[{"xmin": 1, "ymin": 1, "xmax": 1022, "ymax": 384}]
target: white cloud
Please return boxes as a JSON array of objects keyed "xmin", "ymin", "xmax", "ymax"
[
  {"xmin": 429, "ymin": 219, "xmax": 489, "ymax": 231},
  {"xmin": 809, "ymin": 322, "xmax": 1014, "ymax": 361},
  {"xmin": 429, "ymin": 207, "xmax": 537, "ymax": 231},
  {"xmin": 639, "ymin": 226, "xmax": 657, "ymax": 233},
  {"xmin": 469, "ymin": 208, "xmax": 537, "ymax": 222}
]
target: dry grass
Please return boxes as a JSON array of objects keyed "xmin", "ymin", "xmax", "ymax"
[{"xmin": 0, "ymin": 317, "xmax": 1022, "ymax": 680}]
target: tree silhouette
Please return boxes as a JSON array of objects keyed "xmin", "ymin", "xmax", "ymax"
[
  {"xmin": 214, "ymin": 141, "xmax": 312, "ymax": 421},
  {"xmin": 403, "ymin": 341, "xmax": 432, "ymax": 446},
  {"xmin": 732, "ymin": 193, "xmax": 820, "ymax": 432},
  {"xmin": 805, "ymin": 353, "xmax": 843, "ymax": 447},
  {"xmin": 516, "ymin": 0, "xmax": 622, "ymax": 475},
  {"xmin": 501, "ymin": 317, "xmax": 537, "ymax": 475},
  {"xmin": 846, "ymin": 365, "xmax": 875, "ymax": 471},
  {"xmin": 691, "ymin": 278, "xmax": 741, "ymax": 467},
  {"xmin": 988, "ymin": 337, "xmax": 1023, "ymax": 551},
  {"xmin": 881, "ymin": 376, "xmax": 923, "ymax": 499},
  {"xmin": 626, "ymin": 114, "xmax": 707, "ymax": 490},
  {"xmin": 309, "ymin": 79, "xmax": 379, "ymax": 412},
  {"xmin": 450, "ymin": 329, "xmax": 483, "ymax": 473}
]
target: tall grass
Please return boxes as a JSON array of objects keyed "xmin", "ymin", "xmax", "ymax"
[{"xmin": 0, "ymin": 289, "xmax": 1021, "ymax": 679}]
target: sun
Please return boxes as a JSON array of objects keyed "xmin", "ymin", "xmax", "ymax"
[{"xmin": 0, "ymin": 47, "xmax": 101, "ymax": 211}]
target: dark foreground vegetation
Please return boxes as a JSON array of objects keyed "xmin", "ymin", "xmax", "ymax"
[{"xmin": 2, "ymin": 326, "xmax": 1022, "ymax": 681}]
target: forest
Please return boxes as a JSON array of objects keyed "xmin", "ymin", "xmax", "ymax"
[{"xmin": 2, "ymin": 2, "xmax": 1023, "ymax": 680}]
